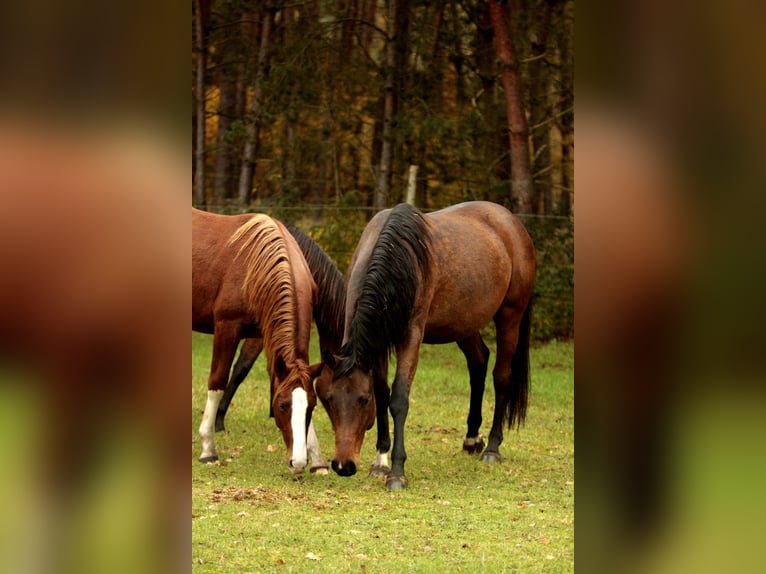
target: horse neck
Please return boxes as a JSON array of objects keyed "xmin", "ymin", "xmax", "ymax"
[{"xmin": 313, "ymin": 277, "xmax": 346, "ymax": 352}]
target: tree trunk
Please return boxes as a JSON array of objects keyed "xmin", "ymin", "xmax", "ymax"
[
  {"xmin": 557, "ymin": 0, "xmax": 574, "ymax": 216},
  {"xmin": 374, "ymin": 0, "xmax": 411, "ymax": 212},
  {"xmin": 237, "ymin": 9, "xmax": 272, "ymax": 208},
  {"xmin": 193, "ymin": 0, "xmax": 209, "ymax": 208},
  {"xmin": 374, "ymin": 0, "xmax": 398, "ymax": 212},
  {"xmin": 476, "ymin": 2, "xmax": 509, "ymax": 200},
  {"xmin": 527, "ymin": 0, "xmax": 556, "ymax": 214},
  {"xmin": 487, "ymin": 0, "xmax": 535, "ymax": 214},
  {"xmin": 281, "ymin": 6, "xmax": 298, "ymax": 198},
  {"xmin": 413, "ymin": 4, "xmax": 446, "ymax": 208},
  {"xmin": 212, "ymin": 71, "xmax": 238, "ymax": 206}
]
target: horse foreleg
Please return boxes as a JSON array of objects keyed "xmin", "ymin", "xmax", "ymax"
[
  {"xmin": 457, "ymin": 334, "xmax": 490, "ymax": 454},
  {"xmin": 386, "ymin": 372, "xmax": 411, "ymax": 490},
  {"xmin": 199, "ymin": 322, "xmax": 240, "ymax": 462},
  {"xmin": 385, "ymin": 337, "xmax": 422, "ymax": 491},
  {"xmin": 369, "ymin": 362, "xmax": 391, "ymax": 477},
  {"xmin": 307, "ymin": 420, "xmax": 329, "ymax": 474},
  {"xmin": 215, "ymin": 338, "xmax": 263, "ymax": 432}
]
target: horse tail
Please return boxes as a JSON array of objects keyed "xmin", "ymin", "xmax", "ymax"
[{"xmin": 507, "ymin": 301, "xmax": 532, "ymax": 429}]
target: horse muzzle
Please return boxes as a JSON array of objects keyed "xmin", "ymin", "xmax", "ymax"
[{"xmin": 331, "ymin": 459, "xmax": 357, "ymax": 477}]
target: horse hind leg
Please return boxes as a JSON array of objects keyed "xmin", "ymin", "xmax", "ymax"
[
  {"xmin": 215, "ymin": 338, "xmax": 262, "ymax": 432},
  {"xmin": 457, "ymin": 334, "xmax": 490, "ymax": 454},
  {"xmin": 482, "ymin": 303, "xmax": 530, "ymax": 463}
]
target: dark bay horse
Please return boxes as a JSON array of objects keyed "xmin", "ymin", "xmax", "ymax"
[
  {"xmin": 214, "ymin": 225, "xmax": 346, "ymax": 437},
  {"xmin": 192, "ymin": 208, "xmax": 323, "ymax": 473},
  {"xmin": 316, "ymin": 201, "xmax": 535, "ymax": 490}
]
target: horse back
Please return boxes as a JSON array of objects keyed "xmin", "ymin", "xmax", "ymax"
[
  {"xmin": 191, "ymin": 209, "xmax": 259, "ymax": 332},
  {"xmin": 422, "ymin": 202, "xmax": 535, "ymax": 342}
]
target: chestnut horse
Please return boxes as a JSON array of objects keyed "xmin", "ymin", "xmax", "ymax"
[
  {"xmin": 192, "ymin": 208, "xmax": 323, "ymax": 473},
  {"xmin": 214, "ymin": 225, "xmax": 346, "ymax": 437},
  {"xmin": 317, "ymin": 201, "xmax": 535, "ymax": 490}
]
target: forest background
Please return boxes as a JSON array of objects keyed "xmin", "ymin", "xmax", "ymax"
[{"xmin": 192, "ymin": 0, "xmax": 574, "ymax": 342}]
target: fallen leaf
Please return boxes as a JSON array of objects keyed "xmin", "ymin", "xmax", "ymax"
[
  {"xmin": 306, "ymin": 552, "xmax": 321, "ymax": 561},
  {"xmin": 267, "ymin": 444, "xmax": 278, "ymax": 452}
]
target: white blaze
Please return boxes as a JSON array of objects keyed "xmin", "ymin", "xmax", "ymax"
[{"xmin": 290, "ymin": 387, "xmax": 308, "ymax": 472}]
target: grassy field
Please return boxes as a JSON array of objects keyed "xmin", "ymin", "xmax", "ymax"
[{"xmin": 192, "ymin": 332, "xmax": 573, "ymax": 573}]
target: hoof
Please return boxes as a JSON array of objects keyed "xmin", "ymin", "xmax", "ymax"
[
  {"xmin": 369, "ymin": 464, "xmax": 391, "ymax": 478},
  {"xmin": 310, "ymin": 466, "xmax": 330, "ymax": 475},
  {"xmin": 462, "ymin": 437, "xmax": 485, "ymax": 454},
  {"xmin": 214, "ymin": 422, "xmax": 225, "ymax": 433},
  {"xmin": 480, "ymin": 451, "xmax": 501, "ymax": 463},
  {"xmin": 199, "ymin": 454, "xmax": 219, "ymax": 464},
  {"xmin": 385, "ymin": 475, "xmax": 408, "ymax": 491}
]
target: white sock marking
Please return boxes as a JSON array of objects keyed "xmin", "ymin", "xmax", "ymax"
[
  {"xmin": 290, "ymin": 388, "xmax": 308, "ymax": 472},
  {"xmin": 199, "ymin": 390, "xmax": 224, "ymax": 460},
  {"xmin": 373, "ymin": 451, "xmax": 389, "ymax": 469},
  {"xmin": 307, "ymin": 420, "xmax": 328, "ymax": 471}
]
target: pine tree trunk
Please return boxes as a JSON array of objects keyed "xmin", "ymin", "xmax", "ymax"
[
  {"xmin": 193, "ymin": 0, "xmax": 209, "ymax": 208},
  {"xmin": 213, "ymin": 72, "xmax": 238, "ymax": 206},
  {"xmin": 487, "ymin": 0, "xmax": 535, "ymax": 214},
  {"xmin": 238, "ymin": 10, "xmax": 272, "ymax": 207},
  {"xmin": 557, "ymin": 0, "xmax": 574, "ymax": 216},
  {"xmin": 528, "ymin": 0, "xmax": 555, "ymax": 214},
  {"xmin": 374, "ymin": 0, "xmax": 398, "ymax": 212}
]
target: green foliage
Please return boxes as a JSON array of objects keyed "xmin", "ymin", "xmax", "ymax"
[
  {"xmin": 523, "ymin": 218, "xmax": 574, "ymax": 343},
  {"xmin": 304, "ymin": 206, "xmax": 369, "ymax": 275}
]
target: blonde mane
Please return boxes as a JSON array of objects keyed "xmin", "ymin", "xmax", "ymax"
[{"xmin": 228, "ymin": 214, "xmax": 300, "ymax": 375}]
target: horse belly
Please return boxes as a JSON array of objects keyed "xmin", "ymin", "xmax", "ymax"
[{"xmin": 424, "ymin": 285, "xmax": 506, "ymax": 344}]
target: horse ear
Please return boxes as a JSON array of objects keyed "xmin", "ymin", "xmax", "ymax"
[
  {"xmin": 308, "ymin": 361, "xmax": 324, "ymax": 380},
  {"xmin": 321, "ymin": 349, "xmax": 337, "ymax": 370},
  {"xmin": 274, "ymin": 355, "xmax": 288, "ymax": 380}
]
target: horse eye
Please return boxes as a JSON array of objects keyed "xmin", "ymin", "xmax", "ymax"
[
  {"xmin": 358, "ymin": 396, "xmax": 370, "ymax": 407},
  {"xmin": 278, "ymin": 401, "xmax": 290, "ymax": 412}
]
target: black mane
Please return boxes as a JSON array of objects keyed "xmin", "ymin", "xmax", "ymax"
[
  {"xmin": 336, "ymin": 203, "xmax": 432, "ymax": 376},
  {"xmin": 287, "ymin": 225, "xmax": 346, "ymax": 349}
]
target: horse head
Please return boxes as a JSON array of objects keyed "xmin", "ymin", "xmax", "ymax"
[
  {"xmin": 316, "ymin": 351, "xmax": 376, "ymax": 477},
  {"xmin": 271, "ymin": 356, "xmax": 323, "ymax": 473}
]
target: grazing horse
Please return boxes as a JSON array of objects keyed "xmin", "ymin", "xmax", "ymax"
[
  {"xmin": 192, "ymin": 208, "xmax": 323, "ymax": 473},
  {"xmin": 214, "ymin": 225, "xmax": 346, "ymax": 437},
  {"xmin": 316, "ymin": 201, "xmax": 535, "ymax": 490}
]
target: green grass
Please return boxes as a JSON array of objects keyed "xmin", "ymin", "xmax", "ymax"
[{"xmin": 192, "ymin": 332, "xmax": 573, "ymax": 573}]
